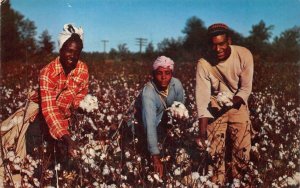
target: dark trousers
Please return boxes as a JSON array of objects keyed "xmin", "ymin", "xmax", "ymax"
[{"xmin": 25, "ymin": 113, "xmax": 76, "ymax": 185}]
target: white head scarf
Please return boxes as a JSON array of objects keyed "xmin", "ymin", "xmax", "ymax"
[
  {"xmin": 152, "ymin": 56, "xmax": 174, "ymax": 70},
  {"xmin": 58, "ymin": 24, "xmax": 84, "ymax": 50}
]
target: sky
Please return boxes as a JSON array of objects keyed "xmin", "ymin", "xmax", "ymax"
[{"xmin": 9, "ymin": 0, "xmax": 300, "ymax": 52}]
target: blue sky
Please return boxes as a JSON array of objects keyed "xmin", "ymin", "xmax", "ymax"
[{"xmin": 10, "ymin": 0, "xmax": 300, "ymax": 52}]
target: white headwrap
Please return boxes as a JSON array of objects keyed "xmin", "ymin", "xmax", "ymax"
[
  {"xmin": 152, "ymin": 56, "xmax": 174, "ymax": 70},
  {"xmin": 58, "ymin": 23, "xmax": 84, "ymax": 50}
]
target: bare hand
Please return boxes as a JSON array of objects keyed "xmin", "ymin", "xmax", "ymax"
[
  {"xmin": 195, "ymin": 137, "xmax": 207, "ymax": 151},
  {"xmin": 62, "ymin": 135, "xmax": 79, "ymax": 158},
  {"xmin": 152, "ymin": 155, "xmax": 163, "ymax": 178},
  {"xmin": 232, "ymin": 96, "xmax": 244, "ymax": 109},
  {"xmin": 173, "ymin": 111, "xmax": 182, "ymax": 119}
]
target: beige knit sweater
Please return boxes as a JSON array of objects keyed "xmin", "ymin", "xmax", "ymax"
[{"xmin": 195, "ymin": 45, "xmax": 254, "ymax": 118}]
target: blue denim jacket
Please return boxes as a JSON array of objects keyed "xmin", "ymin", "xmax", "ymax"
[{"xmin": 140, "ymin": 77, "xmax": 185, "ymax": 155}]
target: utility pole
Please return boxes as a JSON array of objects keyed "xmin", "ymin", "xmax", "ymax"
[
  {"xmin": 135, "ymin": 38, "xmax": 147, "ymax": 53},
  {"xmin": 101, "ymin": 40, "xmax": 109, "ymax": 53}
]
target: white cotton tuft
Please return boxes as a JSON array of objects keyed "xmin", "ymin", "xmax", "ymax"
[
  {"xmin": 102, "ymin": 165, "xmax": 110, "ymax": 176},
  {"xmin": 216, "ymin": 91, "xmax": 234, "ymax": 107},
  {"xmin": 168, "ymin": 101, "xmax": 189, "ymax": 119},
  {"xmin": 191, "ymin": 172, "xmax": 200, "ymax": 180},
  {"xmin": 153, "ymin": 173, "xmax": 163, "ymax": 183},
  {"xmin": 79, "ymin": 94, "xmax": 99, "ymax": 113}
]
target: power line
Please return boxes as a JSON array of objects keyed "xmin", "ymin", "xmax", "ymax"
[
  {"xmin": 101, "ymin": 40, "xmax": 109, "ymax": 53},
  {"xmin": 135, "ymin": 38, "xmax": 147, "ymax": 53}
]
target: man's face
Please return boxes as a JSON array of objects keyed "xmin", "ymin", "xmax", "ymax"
[
  {"xmin": 153, "ymin": 67, "xmax": 172, "ymax": 90},
  {"xmin": 211, "ymin": 34, "xmax": 232, "ymax": 61},
  {"xmin": 60, "ymin": 41, "xmax": 82, "ymax": 72}
]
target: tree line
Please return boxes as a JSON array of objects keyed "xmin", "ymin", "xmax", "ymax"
[{"xmin": 1, "ymin": 1, "xmax": 300, "ymax": 64}]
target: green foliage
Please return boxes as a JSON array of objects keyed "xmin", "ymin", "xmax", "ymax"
[
  {"xmin": 1, "ymin": 1, "xmax": 24, "ymax": 61},
  {"xmin": 244, "ymin": 20, "xmax": 274, "ymax": 61},
  {"xmin": 182, "ymin": 16, "xmax": 208, "ymax": 61},
  {"xmin": 19, "ymin": 18, "xmax": 37, "ymax": 52},
  {"xmin": 1, "ymin": 3, "xmax": 299, "ymax": 65},
  {"xmin": 144, "ymin": 42, "xmax": 157, "ymax": 60},
  {"xmin": 229, "ymin": 29, "xmax": 245, "ymax": 46},
  {"xmin": 145, "ymin": 42, "xmax": 155, "ymax": 54},
  {"xmin": 157, "ymin": 37, "xmax": 185, "ymax": 61},
  {"xmin": 1, "ymin": 1, "xmax": 37, "ymax": 62},
  {"xmin": 272, "ymin": 26, "xmax": 300, "ymax": 63},
  {"xmin": 37, "ymin": 30, "xmax": 55, "ymax": 55}
]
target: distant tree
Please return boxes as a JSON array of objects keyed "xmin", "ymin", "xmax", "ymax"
[
  {"xmin": 109, "ymin": 48, "xmax": 117, "ymax": 59},
  {"xmin": 19, "ymin": 18, "xmax": 37, "ymax": 55},
  {"xmin": 144, "ymin": 42, "xmax": 156, "ymax": 60},
  {"xmin": 106, "ymin": 43, "xmax": 130, "ymax": 61},
  {"xmin": 249, "ymin": 20, "xmax": 273, "ymax": 42},
  {"xmin": 182, "ymin": 16, "xmax": 207, "ymax": 61},
  {"xmin": 1, "ymin": 1, "xmax": 37, "ymax": 62},
  {"xmin": 145, "ymin": 42, "xmax": 155, "ymax": 54},
  {"xmin": 272, "ymin": 26, "xmax": 300, "ymax": 63},
  {"xmin": 117, "ymin": 43, "xmax": 130, "ymax": 54},
  {"xmin": 1, "ymin": 1, "xmax": 23, "ymax": 61},
  {"xmin": 245, "ymin": 20, "xmax": 274, "ymax": 61},
  {"xmin": 157, "ymin": 37, "xmax": 184, "ymax": 60},
  {"xmin": 229, "ymin": 29, "xmax": 246, "ymax": 46},
  {"xmin": 37, "ymin": 30, "xmax": 55, "ymax": 55}
]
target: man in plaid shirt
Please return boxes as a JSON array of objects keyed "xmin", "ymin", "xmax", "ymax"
[{"xmin": 27, "ymin": 24, "xmax": 88, "ymax": 158}]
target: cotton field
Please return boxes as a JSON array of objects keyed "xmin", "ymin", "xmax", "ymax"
[{"xmin": 1, "ymin": 60, "xmax": 299, "ymax": 187}]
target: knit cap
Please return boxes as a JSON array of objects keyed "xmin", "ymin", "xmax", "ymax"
[{"xmin": 207, "ymin": 23, "xmax": 229, "ymax": 36}]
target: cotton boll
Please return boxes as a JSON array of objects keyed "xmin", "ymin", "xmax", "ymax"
[
  {"xmin": 126, "ymin": 162, "xmax": 133, "ymax": 172},
  {"xmin": 8, "ymin": 155, "xmax": 15, "ymax": 162},
  {"xmin": 191, "ymin": 172, "xmax": 200, "ymax": 180},
  {"xmin": 174, "ymin": 168, "xmax": 182, "ymax": 176},
  {"xmin": 153, "ymin": 173, "xmax": 163, "ymax": 183},
  {"xmin": 33, "ymin": 178, "xmax": 40, "ymax": 187},
  {"xmin": 13, "ymin": 164, "xmax": 21, "ymax": 171},
  {"xmin": 88, "ymin": 148, "xmax": 96, "ymax": 158},
  {"xmin": 93, "ymin": 182, "xmax": 100, "ymax": 187},
  {"xmin": 79, "ymin": 94, "xmax": 99, "ymax": 113},
  {"xmin": 200, "ymin": 175, "xmax": 208, "ymax": 183},
  {"xmin": 82, "ymin": 154, "xmax": 87, "ymax": 161},
  {"xmin": 13, "ymin": 156, "xmax": 21, "ymax": 164},
  {"xmin": 108, "ymin": 184, "xmax": 117, "ymax": 188},
  {"xmin": 147, "ymin": 175, "xmax": 154, "ymax": 183},
  {"xmin": 107, "ymin": 115, "xmax": 112, "ymax": 123},
  {"xmin": 233, "ymin": 178, "xmax": 241, "ymax": 187},
  {"xmin": 125, "ymin": 151, "xmax": 131, "ymax": 158},
  {"xmin": 121, "ymin": 175, "xmax": 127, "ymax": 180},
  {"xmin": 102, "ymin": 165, "xmax": 110, "ymax": 176},
  {"xmin": 168, "ymin": 101, "xmax": 189, "ymax": 119},
  {"xmin": 216, "ymin": 92, "xmax": 233, "ymax": 107},
  {"xmin": 6, "ymin": 151, "xmax": 15, "ymax": 159},
  {"xmin": 100, "ymin": 153, "xmax": 107, "ymax": 160},
  {"xmin": 54, "ymin": 163, "xmax": 61, "ymax": 171},
  {"xmin": 110, "ymin": 167, "xmax": 115, "ymax": 173},
  {"xmin": 117, "ymin": 114, "xmax": 123, "ymax": 120}
]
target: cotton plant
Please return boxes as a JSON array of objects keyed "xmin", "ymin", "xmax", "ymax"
[
  {"xmin": 1, "ymin": 60, "xmax": 300, "ymax": 187},
  {"xmin": 2, "ymin": 152, "xmax": 46, "ymax": 187}
]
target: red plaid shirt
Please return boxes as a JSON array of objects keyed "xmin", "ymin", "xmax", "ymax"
[{"xmin": 39, "ymin": 57, "xmax": 89, "ymax": 139}]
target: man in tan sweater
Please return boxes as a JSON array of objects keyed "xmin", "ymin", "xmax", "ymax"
[{"xmin": 195, "ymin": 23, "xmax": 253, "ymax": 185}]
